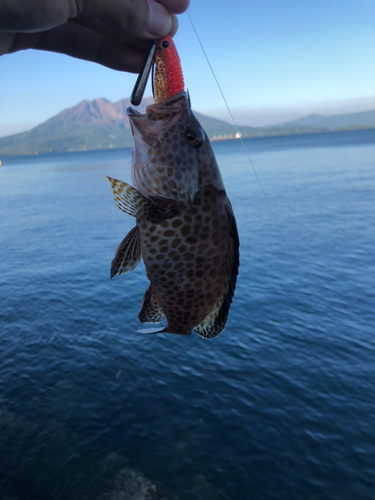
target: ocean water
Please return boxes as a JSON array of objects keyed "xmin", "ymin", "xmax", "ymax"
[{"xmin": 0, "ymin": 129, "xmax": 374, "ymax": 500}]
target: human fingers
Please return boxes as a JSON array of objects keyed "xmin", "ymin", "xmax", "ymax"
[
  {"xmin": 157, "ymin": 0, "xmax": 190, "ymax": 15},
  {"xmin": 70, "ymin": 12, "xmax": 179, "ymax": 40},
  {"xmin": 6, "ymin": 21, "xmax": 150, "ymax": 73},
  {"xmin": 81, "ymin": 0, "xmax": 185, "ymax": 39}
]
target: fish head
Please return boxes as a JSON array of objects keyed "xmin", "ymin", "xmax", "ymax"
[{"xmin": 127, "ymin": 91, "xmax": 225, "ymax": 207}]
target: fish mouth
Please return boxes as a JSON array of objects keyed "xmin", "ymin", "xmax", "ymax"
[{"xmin": 126, "ymin": 91, "xmax": 188, "ymax": 143}]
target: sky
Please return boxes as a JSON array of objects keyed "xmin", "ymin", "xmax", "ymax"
[{"xmin": 0, "ymin": 0, "xmax": 374, "ymax": 137}]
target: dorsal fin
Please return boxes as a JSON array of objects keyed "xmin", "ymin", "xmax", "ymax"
[
  {"xmin": 138, "ymin": 285, "xmax": 166, "ymax": 324},
  {"xmin": 111, "ymin": 226, "xmax": 141, "ymax": 278},
  {"xmin": 194, "ymin": 200, "xmax": 240, "ymax": 339},
  {"xmin": 107, "ymin": 177, "xmax": 165, "ymax": 223}
]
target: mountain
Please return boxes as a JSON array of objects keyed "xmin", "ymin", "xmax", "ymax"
[
  {"xmin": 1, "ymin": 98, "xmax": 372, "ymax": 156},
  {"xmin": 0, "ymin": 97, "xmax": 248, "ymax": 155},
  {"xmin": 0, "ymin": 98, "xmax": 152, "ymax": 156},
  {"xmin": 279, "ymin": 109, "xmax": 375, "ymax": 130}
]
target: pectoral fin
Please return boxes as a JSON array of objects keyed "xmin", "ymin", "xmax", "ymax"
[
  {"xmin": 107, "ymin": 177, "xmax": 164, "ymax": 223},
  {"xmin": 138, "ymin": 285, "xmax": 166, "ymax": 324},
  {"xmin": 111, "ymin": 226, "xmax": 141, "ymax": 278}
]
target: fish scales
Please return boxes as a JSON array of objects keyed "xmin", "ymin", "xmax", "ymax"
[{"xmin": 108, "ymin": 37, "xmax": 239, "ymax": 338}]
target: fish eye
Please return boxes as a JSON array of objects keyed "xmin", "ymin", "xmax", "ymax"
[
  {"xmin": 161, "ymin": 40, "xmax": 169, "ymax": 49},
  {"xmin": 184, "ymin": 126, "xmax": 204, "ymax": 148}
]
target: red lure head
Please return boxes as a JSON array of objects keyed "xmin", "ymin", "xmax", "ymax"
[{"xmin": 154, "ymin": 36, "xmax": 185, "ymax": 104}]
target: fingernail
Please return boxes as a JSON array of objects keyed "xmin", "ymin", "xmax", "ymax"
[{"xmin": 147, "ymin": 1, "xmax": 172, "ymax": 37}]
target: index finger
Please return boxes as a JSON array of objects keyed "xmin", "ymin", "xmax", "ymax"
[{"xmin": 157, "ymin": 0, "xmax": 190, "ymax": 14}]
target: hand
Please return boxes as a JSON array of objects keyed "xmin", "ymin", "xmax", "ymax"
[{"xmin": 0, "ymin": 0, "xmax": 189, "ymax": 72}]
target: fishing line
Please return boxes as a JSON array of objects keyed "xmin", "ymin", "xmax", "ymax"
[{"xmin": 187, "ymin": 12, "xmax": 301, "ymax": 279}]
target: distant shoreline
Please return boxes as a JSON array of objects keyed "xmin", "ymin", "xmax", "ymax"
[
  {"xmin": 0, "ymin": 127, "xmax": 374, "ymax": 158},
  {"xmin": 210, "ymin": 125, "xmax": 375, "ymax": 142}
]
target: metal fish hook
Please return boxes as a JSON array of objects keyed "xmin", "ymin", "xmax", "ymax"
[{"xmin": 130, "ymin": 41, "xmax": 157, "ymax": 106}]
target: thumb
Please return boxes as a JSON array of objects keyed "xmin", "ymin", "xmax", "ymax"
[{"xmin": 82, "ymin": 0, "xmax": 175, "ymax": 39}]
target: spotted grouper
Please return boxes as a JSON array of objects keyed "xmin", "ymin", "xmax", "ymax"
[{"xmin": 107, "ymin": 36, "xmax": 239, "ymax": 338}]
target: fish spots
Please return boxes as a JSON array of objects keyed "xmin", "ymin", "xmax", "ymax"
[
  {"xmin": 186, "ymin": 236, "xmax": 198, "ymax": 245},
  {"xmin": 212, "ymin": 232, "xmax": 221, "ymax": 246},
  {"xmin": 195, "ymin": 256, "xmax": 205, "ymax": 269},
  {"xmin": 181, "ymin": 225, "xmax": 190, "ymax": 237},
  {"xmin": 172, "ymin": 219, "xmax": 182, "ymax": 228},
  {"xmin": 213, "ymin": 255, "xmax": 220, "ymax": 266},
  {"xmin": 197, "ymin": 243, "xmax": 207, "ymax": 254},
  {"xmin": 163, "ymin": 229, "xmax": 175, "ymax": 238},
  {"xmin": 172, "ymin": 238, "xmax": 182, "ymax": 248},
  {"xmin": 174, "ymin": 261, "xmax": 184, "ymax": 271},
  {"xmin": 208, "ymin": 268, "xmax": 217, "ymax": 278}
]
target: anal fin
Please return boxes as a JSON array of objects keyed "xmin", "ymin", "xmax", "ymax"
[
  {"xmin": 138, "ymin": 285, "xmax": 166, "ymax": 324},
  {"xmin": 111, "ymin": 226, "xmax": 141, "ymax": 278},
  {"xmin": 107, "ymin": 176, "xmax": 164, "ymax": 223}
]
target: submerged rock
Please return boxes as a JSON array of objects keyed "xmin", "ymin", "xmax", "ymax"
[{"xmin": 95, "ymin": 466, "xmax": 158, "ymax": 500}]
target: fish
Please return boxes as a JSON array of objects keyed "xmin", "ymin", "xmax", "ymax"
[{"xmin": 107, "ymin": 35, "xmax": 239, "ymax": 338}]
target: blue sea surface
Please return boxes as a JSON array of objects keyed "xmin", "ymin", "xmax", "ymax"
[{"xmin": 0, "ymin": 130, "xmax": 374, "ymax": 499}]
